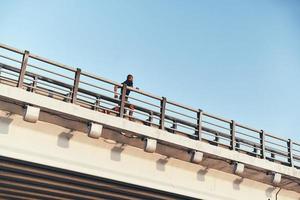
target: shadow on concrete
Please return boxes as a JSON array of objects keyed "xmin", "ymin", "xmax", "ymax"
[
  {"xmin": 265, "ymin": 187, "xmax": 277, "ymax": 198},
  {"xmin": 197, "ymin": 167, "xmax": 209, "ymax": 182},
  {"xmin": 110, "ymin": 144, "xmax": 125, "ymax": 162},
  {"xmin": 156, "ymin": 157, "xmax": 169, "ymax": 171},
  {"xmin": 0, "ymin": 115, "xmax": 13, "ymax": 134},
  {"xmin": 233, "ymin": 177, "xmax": 244, "ymax": 190},
  {"xmin": 57, "ymin": 130, "xmax": 74, "ymax": 148}
]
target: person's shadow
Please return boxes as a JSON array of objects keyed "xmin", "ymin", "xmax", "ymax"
[
  {"xmin": 110, "ymin": 144, "xmax": 125, "ymax": 161},
  {"xmin": 57, "ymin": 130, "xmax": 74, "ymax": 148},
  {"xmin": 197, "ymin": 167, "xmax": 209, "ymax": 182},
  {"xmin": 233, "ymin": 177, "xmax": 244, "ymax": 190},
  {"xmin": 156, "ymin": 157, "xmax": 169, "ymax": 171},
  {"xmin": 0, "ymin": 114, "xmax": 13, "ymax": 135}
]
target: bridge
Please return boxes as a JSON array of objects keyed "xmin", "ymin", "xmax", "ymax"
[{"xmin": 0, "ymin": 43, "xmax": 299, "ymax": 199}]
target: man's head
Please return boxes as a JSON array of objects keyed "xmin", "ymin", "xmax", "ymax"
[{"xmin": 127, "ymin": 74, "xmax": 133, "ymax": 82}]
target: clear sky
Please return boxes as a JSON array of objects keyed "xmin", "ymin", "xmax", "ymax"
[{"xmin": 1, "ymin": 0, "xmax": 300, "ymax": 140}]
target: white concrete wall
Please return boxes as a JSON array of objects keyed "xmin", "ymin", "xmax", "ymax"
[{"xmin": 0, "ymin": 110, "xmax": 299, "ymax": 200}]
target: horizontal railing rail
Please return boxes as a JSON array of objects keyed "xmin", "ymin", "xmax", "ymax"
[{"xmin": 0, "ymin": 42, "xmax": 298, "ymax": 169}]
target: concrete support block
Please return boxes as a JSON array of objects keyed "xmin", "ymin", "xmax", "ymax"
[
  {"xmin": 24, "ymin": 105, "xmax": 40, "ymax": 123},
  {"xmin": 191, "ymin": 151, "xmax": 203, "ymax": 164},
  {"xmin": 144, "ymin": 138, "xmax": 157, "ymax": 153},
  {"xmin": 272, "ymin": 173, "xmax": 281, "ymax": 185},
  {"xmin": 88, "ymin": 122, "xmax": 103, "ymax": 139},
  {"xmin": 233, "ymin": 162, "xmax": 244, "ymax": 175}
]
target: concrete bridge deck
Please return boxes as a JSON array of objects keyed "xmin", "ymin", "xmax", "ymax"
[{"xmin": 0, "ymin": 43, "xmax": 300, "ymax": 199}]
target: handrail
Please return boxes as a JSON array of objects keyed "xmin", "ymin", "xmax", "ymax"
[
  {"xmin": 81, "ymin": 71, "xmax": 122, "ymax": 87},
  {"xmin": 0, "ymin": 42, "xmax": 76, "ymax": 72},
  {"xmin": 0, "ymin": 43, "xmax": 298, "ymax": 169},
  {"xmin": 29, "ymin": 53, "xmax": 76, "ymax": 72},
  {"xmin": 203, "ymin": 112, "xmax": 232, "ymax": 123},
  {"xmin": 0, "ymin": 43, "xmax": 23, "ymax": 54}
]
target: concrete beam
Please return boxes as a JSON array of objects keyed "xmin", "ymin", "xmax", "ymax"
[{"xmin": 0, "ymin": 84, "xmax": 300, "ymax": 189}]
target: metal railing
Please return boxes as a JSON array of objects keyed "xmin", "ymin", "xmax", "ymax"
[{"xmin": 0, "ymin": 43, "xmax": 299, "ymax": 169}]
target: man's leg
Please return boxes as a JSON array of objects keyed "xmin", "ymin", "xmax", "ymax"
[{"xmin": 128, "ymin": 104, "xmax": 135, "ymax": 120}]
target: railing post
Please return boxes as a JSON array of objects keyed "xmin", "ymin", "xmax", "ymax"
[
  {"xmin": 288, "ymin": 139, "xmax": 294, "ymax": 167},
  {"xmin": 147, "ymin": 111, "xmax": 153, "ymax": 126},
  {"xmin": 230, "ymin": 120, "xmax": 236, "ymax": 150},
  {"xmin": 270, "ymin": 152, "xmax": 275, "ymax": 162},
  {"xmin": 197, "ymin": 109, "xmax": 203, "ymax": 140},
  {"xmin": 171, "ymin": 120, "xmax": 177, "ymax": 133},
  {"xmin": 71, "ymin": 68, "xmax": 81, "ymax": 103},
  {"xmin": 214, "ymin": 133, "xmax": 220, "ymax": 145},
  {"xmin": 160, "ymin": 97, "xmax": 166, "ymax": 130},
  {"xmin": 17, "ymin": 50, "xmax": 30, "ymax": 88},
  {"xmin": 260, "ymin": 130, "xmax": 266, "ymax": 159},
  {"xmin": 119, "ymin": 84, "xmax": 127, "ymax": 118},
  {"xmin": 30, "ymin": 75, "xmax": 38, "ymax": 92},
  {"xmin": 253, "ymin": 146, "xmax": 258, "ymax": 157},
  {"xmin": 93, "ymin": 96, "xmax": 101, "ymax": 111},
  {"xmin": 0, "ymin": 65, "xmax": 2, "ymax": 81}
]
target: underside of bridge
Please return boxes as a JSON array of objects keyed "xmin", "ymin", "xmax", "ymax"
[{"xmin": 0, "ymin": 156, "xmax": 199, "ymax": 200}]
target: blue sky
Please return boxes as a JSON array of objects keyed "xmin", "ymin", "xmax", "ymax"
[{"xmin": 1, "ymin": 0, "xmax": 300, "ymax": 140}]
